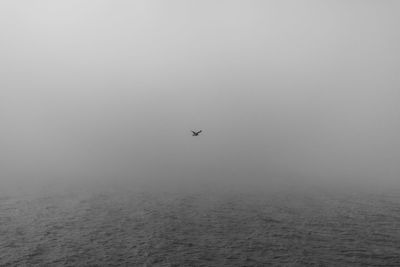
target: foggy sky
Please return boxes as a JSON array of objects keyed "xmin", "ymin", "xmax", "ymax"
[{"xmin": 1, "ymin": 1, "xmax": 400, "ymax": 189}]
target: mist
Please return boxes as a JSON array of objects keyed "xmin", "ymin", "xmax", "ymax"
[{"xmin": 1, "ymin": 0, "xmax": 400, "ymax": 194}]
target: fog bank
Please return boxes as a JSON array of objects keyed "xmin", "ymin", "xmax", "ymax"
[{"xmin": 1, "ymin": 1, "xmax": 400, "ymax": 193}]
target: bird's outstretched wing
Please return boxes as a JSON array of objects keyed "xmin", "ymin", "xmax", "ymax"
[
  {"xmin": 196, "ymin": 130, "xmax": 202, "ymax": 134},
  {"xmin": 191, "ymin": 130, "xmax": 196, "ymax": 135}
]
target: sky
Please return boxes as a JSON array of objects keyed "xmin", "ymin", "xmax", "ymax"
[{"xmin": 1, "ymin": 0, "xmax": 400, "ymax": 190}]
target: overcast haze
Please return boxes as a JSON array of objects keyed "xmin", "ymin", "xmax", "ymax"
[{"xmin": 1, "ymin": 0, "xmax": 400, "ymax": 191}]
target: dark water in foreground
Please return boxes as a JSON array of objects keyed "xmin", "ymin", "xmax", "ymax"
[{"xmin": 1, "ymin": 185, "xmax": 400, "ymax": 266}]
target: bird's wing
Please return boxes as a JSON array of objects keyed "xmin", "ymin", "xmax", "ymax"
[
  {"xmin": 191, "ymin": 131, "xmax": 196, "ymax": 134},
  {"xmin": 196, "ymin": 130, "xmax": 202, "ymax": 134}
]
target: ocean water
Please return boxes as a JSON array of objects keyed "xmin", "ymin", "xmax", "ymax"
[{"xmin": 1, "ymin": 184, "xmax": 400, "ymax": 266}]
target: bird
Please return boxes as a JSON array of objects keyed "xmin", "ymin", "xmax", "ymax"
[{"xmin": 191, "ymin": 130, "xmax": 202, "ymax": 136}]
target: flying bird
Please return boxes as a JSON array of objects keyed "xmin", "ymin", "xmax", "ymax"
[{"xmin": 191, "ymin": 130, "xmax": 202, "ymax": 136}]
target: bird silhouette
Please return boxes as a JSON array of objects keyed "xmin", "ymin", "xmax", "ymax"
[{"xmin": 191, "ymin": 130, "xmax": 202, "ymax": 136}]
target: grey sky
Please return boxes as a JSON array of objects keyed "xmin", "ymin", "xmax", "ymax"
[{"xmin": 1, "ymin": 1, "xmax": 400, "ymax": 189}]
